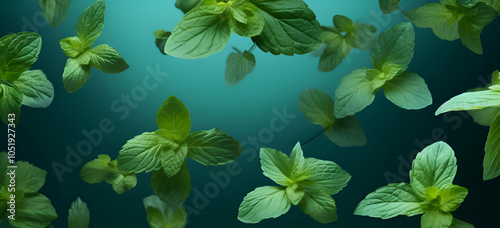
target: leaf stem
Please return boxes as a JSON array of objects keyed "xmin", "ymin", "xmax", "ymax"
[
  {"xmin": 302, "ymin": 129, "xmax": 325, "ymax": 148},
  {"xmin": 0, "ymin": 78, "xmax": 14, "ymax": 87},
  {"xmin": 248, "ymin": 43, "xmax": 257, "ymax": 53}
]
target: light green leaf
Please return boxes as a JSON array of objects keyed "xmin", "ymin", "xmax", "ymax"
[
  {"xmin": 143, "ymin": 195, "xmax": 187, "ymax": 228},
  {"xmin": 175, "ymin": 0, "xmax": 201, "ymax": 13},
  {"xmin": 14, "ymin": 70, "xmax": 54, "ymax": 108},
  {"xmin": 435, "ymin": 89, "xmax": 500, "ymax": 115},
  {"xmin": 286, "ymin": 184, "xmax": 304, "ymax": 205},
  {"xmin": 459, "ymin": 2, "xmax": 499, "ymax": 54},
  {"xmin": 302, "ymin": 158, "xmax": 351, "ymax": 195},
  {"xmin": 354, "ymin": 183, "xmax": 424, "ymax": 219},
  {"xmin": 299, "ymin": 186, "xmax": 338, "ymax": 224},
  {"xmin": 318, "ymin": 29, "xmax": 352, "ymax": 72},
  {"xmin": 159, "ymin": 142, "xmax": 188, "ymax": 177},
  {"xmin": 14, "ymin": 161, "xmax": 47, "ymax": 196},
  {"xmin": 166, "ymin": 7, "xmax": 230, "ymax": 59},
  {"xmin": 117, "ymin": 132, "xmax": 175, "ymax": 174},
  {"xmin": 80, "ymin": 154, "xmax": 114, "ymax": 184},
  {"xmin": 186, "ymin": 128, "xmax": 242, "ymax": 166},
  {"xmin": 260, "ymin": 148, "xmax": 292, "ymax": 186},
  {"xmin": 60, "ymin": 36, "xmax": 84, "ymax": 58},
  {"xmin": 410, "ymin": 141, "xmax": 457, "ymax": 199},
  {"xmin": 421, "ymin": 209, "xmax": 453, "ymax": 228},
  {"xmin": 379, "ymin": 0, "xmax": 401, "ymax": 14},
  {"xmin": 298, "ymin": 88, "xmax": 335, "ymax": 128},
  {"xmin": 333, "ymin": 15, "xmax": 353, "ymax": 31},
  {"xmin": 491, "ymin": 70, "xmax": 500, "ymax": 85},
  {"xmin": 151, "ymin": 163, "xmax": 191, "ymax": 207},
  {"xmin": 10, "ymin": 193, "xmax": 57, "ymax": 228},
  {"xmin": 325, "ymin": 116, "xmax": 367, "ymax": 147},
  {"xmin": 289, "ymin": 142, "xmax": 305, "ymax": 177},
  {"xmin": 250, "ymin": 0, "xmax": 323, "ymax": 55},
  {"xmin": 439, "ymin": 184, "xmax": 468, "ymax": 212},
  {"xmin": 75, "ymin": 0, "xmax": 105, "ymax": 49},
  {"xmin": 225, "ymin": 50, "xmax": 256, "ymax": 86},
  {"xmin": 467, "ymin": 107, "xmax": 500, "ymax": 126},
  {"xmin": 104, "ymin": 167, "xmax": 137, "ymax": 194},
  {"xmin": 404, "ymin": 3, "xmax": 460, "ymax": 41},
  {"xmin": 0, "ymin": 32, "xmax": 41, "ymax": 82},
  {"xmin": 238, "ymin": 186, "xmax": 291, "ymax": 223},
  {"xmin": 62, "ymin": 57, "xmax": 91, "ymax": 93},
  {"xmin": 383, "ymin": 71, "xmax": 432, "ymax": 110},
  {"xmin": 450, "ymin": 218, "xmax": 475, "ymax": 228},
  {"xmin": 154, "ymin": 29, "xmax": 171, "ymax": 55},
  {"xmin": 484, "ymin": 114, "xmax": 500, "ymax": 180},
  {"xmin": 0, "ymin": 84, "xmax": 23, "ymax": 125},
  {"xmin": 68, "ymin": 197, "xmax": 90, "ymax": 228},
  {"xmin": 40, "ymin": 0, "xmax": 71, "ymax": 27},
  {"xmin": 229, "ymin": 2, "xmax": 264, "ymax": 37},
  {"xmin": 156, "ymin": 96, "xmax": 191, "ymax": 141},
  {"xmin": 370, "ymin": 23, "xmax": 415, "ymax": 73},
  {"xmin": 89, "ymin": 44, "xmax": 129, "ymax": 74},
  {"xmin": 333, "ymin": 68, "xmax": 377, "ymax": 118}
]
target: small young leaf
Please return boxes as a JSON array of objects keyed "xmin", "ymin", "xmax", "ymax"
[
  {"xmin": 370, "ymin": 22, "xmax": 415, "ymax": 73},
  {"xmin": 156, "ymin": 96, "xmax": 191, "ymax": 141},
  {"xmin": 68, "ymin": 197, "xmax": 90, "ymax": 228},
  {"xmin": 80, "ymin": 154, "xmax": 114, "ymax": 184},
  {"xmin": 14, "ymin": 70, "xmax": 54, "ymax": 108},
  {"xmin": 225, "ymin": 50, "xmax": 256, "ymax": 86},
  {"xmin": 154, "ymin": 29, "xmax": 171, "ymax": 55},
  {"xmin": 228, "ymin": 2, "xmax": 264, "ymax": 37},
  {"xmin": 60, "ymin": 36, "xmax": 84, "ymax": 58}
]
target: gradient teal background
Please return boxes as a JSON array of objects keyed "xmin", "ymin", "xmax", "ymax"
[{"xmin": 1, "ymin": 0, "xmax": 500, "ymax": 227}]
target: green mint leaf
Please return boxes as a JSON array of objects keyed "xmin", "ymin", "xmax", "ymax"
[
  {"xmin": 80, "ymin": 154, "xmax": 114, "ymax": 184},
  {"xmin": 156, "ymin": 96, "xmax": 191, "ymax": 141},
  {"xmin": 286, "ymin": 184, "xmax": 304, "ymax": 206},
  {"xmin": 14, "ymin": 70, "xmax": 54, "ymax": 108},
  {"xmin": 421, "ymin": 209, "xmax": 453, "ymax": 228},
  {"xmin": 325, "ymin": 116, "xmax": 367, "ymax": 147},
  {"xmin": 260, "ymin": 148, "xmax": 293, "ymax": 186},
  {"xmin": 104, "ymin": 167, "xmax": 137, "ymax": 194},
  {"xmin": 40, "ymin": 0, "xmax": 71, "ymax": 27},
  {"xmin": 75, "ymin": 0, "xmax": 105, "ymax": 49},
  {"xmin": 117, "ymin": 132, "xmax": 173, "ymax": 174},
  {"xmin": 319, "ymin": 27, "xmax": 353, "ymax": 72},
  {"xmin": 0, "ymin": 32, "xmax": 41, "ymax": 82},
  {"xmin": 450, "ymin": 218, "xmax": 475, "ymax": 228},
  {"xmin": 410, "ymin": 141, "xmax": 457, "ymax": 199},
  {"xmin": 354, "ymin": 182, "xmax": 424, "ymax": 219},
  {"xmin": 228, "ymin": 2, "xmax": 264, "ymax": 37},
  {"xmin": 151, "ymin": 163, "xmax": 191, "ymax": 207},
  {"xmin": 299, "ymin": 186, "xmax": 338, "ymax": 224},
  {"xmin": 371, "ymin": 23, "xmax": 415, "ymax": 73},
  {"xmin": 303, "ymin": 158, "xmax": 351, "ymax": 195},
  {"xmin": 435, "ymin": 89, "xmax": 500, "ymax": 115},
  {"xmin": 186, "ymin": 128, "xmax": 242, "ymax": 166},
  {"xmin": 467, "ymin": 107, "xmax": 500, "ymax": 126},
  {"xmin": 289, "ymin": 142, "xmax": 305, "ymax": 178},
  {"xmin": 250, "ymin": 0, "xmax": 323, "ymax": 55},
  {"xmin": 175, "ymin": 0, "xmax": 201, "ymax": 13},
  {"xmin": 165, "ymin": 7, "xmax": 231, "ymax": 59},
  {"xmin": 237, "ymin": 186, "xmax": 291, "ymax": 223},
  {"xmin": 89, "ymin": 44, "xmax": 129, "ymax": 74},
  {"xmin": 383, "ymin": 71, "xmax": 432, "ymax": 110},
  {"xmin": 143, "ymin": 195, "xmax": 187, "ymax": 228},
  {"xmin": 379, "ymin": 0, "xmax": 401, "ymax": 14},
  {"xmin": 10, "ymin": 193, "xmax": 58, "ymax": 228},
  {"xmin": 0, "ymin": 84, "xmax": 23, "ymax": 125},
  {"xmin": 333, "ymin": 68, "xmax": 377, "ymax": 118},
  {"xmin": 298, "ymin": 88, "xmax": 336, "ymax": 128},
  {"xmin": 484, "ymin": 114, "xmax": 500, "ymax": 180},
  {"xmin": 404, "ymin": 3, "xmax": 460, "ymax": 41},
  {"xmin": 14, "ymin": 161, "xmax": 47, "ymax": 196},
  {"xmin": 333, "ymin": 15, "xmax": 353, "ymax": 31},
  {"xmin": 225, "ymin": 50, "xmax": 256, "ymax": 86},
  {"xmin": 159, "ymin": 141, "xmax": 188, "ymax": 178},
  {"xmin": 60, "ymin": 36, "xmax": 84, "ymax": 58},
  {"xmin": 68, "ymin": 197, "xmax": 90, "ymax": 228},
  {"xmin": 62, "ymin": 57, "xmax": 91, "ymax": 93},
  {"xmin": 154, "ymin": 29, "xmax": 171, "ymax": 55},
  {"xmin": 438, "ymin": 184, "xmax": 468, "ymax": 212}
]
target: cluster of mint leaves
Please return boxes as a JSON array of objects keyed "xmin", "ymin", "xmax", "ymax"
[
  {"xmin": 80, "ymin": 154, "xmax": 137, "ymax": 194},
  {"xmin": 0, "ymin": 152, "xmax": 58, "ymax": 228},
  {"xmin": 60, "ymin": 0, "xmax": 129, "ymax": 93},
  {"xmin": 354, "ymin": 141, "xmax": 472, "ymax": 228},
  {"xmin": 298, "ymin": 88, "xmax": 367, "ymax": 147},
  {"xmin": 318, "ymin": 15, "xmax": 377, "ymax": 72},
  {"xmin": 238, "ymin": 142, "xmax": 351, "ymax": 224},
  {"xmin": 436, "ymin": 70, "xmax": 500, "ymax": 180},
  {"xmin": 0, "ymin": 32, "xmax": 54, "ymax": 126},
  {"xmin": 333, "ymin": 22, "xmax": 433, "ymax": 119},
  {"xmin": 165, "ymin": 0, "xmax": 323, "ymax": 59}
]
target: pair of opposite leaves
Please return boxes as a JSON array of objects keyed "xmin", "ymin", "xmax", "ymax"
[
  {"xmin": 80, "ymin": 96, "xmax": 243, "ymax": 208},
  {"xmin": 436, "ymin": 70, "xmax": 500, "ymax": 181},
  {"xmin": 381, "ymin": 0, "xmax": 499, "ymax": 55},
  {"xmin": 60, "ymin": 0, "xmax": 129, "ymax": 93},
  {"xmin": 0, "ymin": 153, "xmax": 57, "ymax": 228}
]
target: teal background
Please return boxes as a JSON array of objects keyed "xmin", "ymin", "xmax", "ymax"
[{"xmin": 1, "ymin": 0, "xmax": 500, "ymax": 227}]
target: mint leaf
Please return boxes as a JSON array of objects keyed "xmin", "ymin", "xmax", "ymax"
[
  {"xmin": 298, "ymin": 88, "xmax": 335, "ymax": 128},
  {"xmin": 303, "ymin": 158, "xmax": 351, "ymax": 195},
  {"xmin": 80, "ymin": 154, "xmax": 114, "ymax": 184},
  {"xmin": 14, "ymin": 70, "xmax": 54, "ymax": 108},
  {"xmin": 89, "ymin": 44, "xmax": 129, "ymax": 74},
  {"xmin": 237, "ymin": 186, "xmax": 290, "ymax": 223},
  {"xmin": 68, "ymin": 197, "xmax": 90, "ymax": 228},
  {"xmin": 334, "ymin": 68, "xmax": 377, "ymax": 118},
  {"xmin": 156, "ymin": 96, "xmax": 191, "ymax": 141},
  {"xmin": 186, "ymin": 128, "xmax": 242, "ymax": 166},
  {"xmin": 151, "ymin": 163, "xmax": 191, "ymax": 207},
  {"xmin": 143, "ymin": 195, "xmax": 187, "ymax": 228},
  {"xmin": 383, "ymin": 71, "xmax": 432, "ymax": 110},
  {"xmin": 484, "ymin": 114, "xmax": 500, "ymax": 180},
  {"xmin": 60, "ymin": 36, "xmax": 84, "ymax": 58},
  {"xmin": 450, "ymin": 218, "xmax": 475, "ymax": 228},
  {"xmin": 154, "ymin": 29, "xmax": 171, "ymax": 55},
  {"xmin": 228, "ymin": 1, "xmax": 264, "ymax": 37},
  {"xmin": 40, "ymin": 0, "xmax": 71, "ymax": 27},
  {"xmin": 319, "ymin": 27, "xmax": 352, "ymax": 72},
  {"xmin": 421, "ymin": 209, "xmax": 453, "ymax": 228},
  {"xmin": 0, "ymin": 32, "xmax": 41, "ymax": 82},
  {"xmin": 166, "ymin": 7, "xmax": 231, "ymax": 59},
  {"xmin": 354, "ymin": 183, "xmax": 424, "ymax": 219},
  {"xmin": 299, "ymin": 186, "xmax": 338, "ymax": 224},
  {"xmin": 250, "ymin": 0, "xmax": 323, "ymax": 55},
  {"xmin": 62, "ymin": 57, "xmax": 91, "ymax": 93},
  {"xmin": 0, "ymin": 84, "xmax": 23, "ymax": 125},
  {"xmin": 438, "ymin": 184, "xmax": 468, "ymax": 212},
  {"xmin": 10, "ymin": 193, "xmax": 58, "ymax": 228},
  {"xmin": 370, "ymin": 22, "xmax": 415, "ymax": 73},
  {"xmin": 435, "ymin": 89, "xmax": 500, "ymax": 115},
  {"xmin": 467, "ymin": 107, "xmax": 500, "ymax": 126},
  {"xmin": 325, "ymin": 116, "xmax": 367, "ymax": 147},
  {"xmin": 225, "ymin": 49, "xmax": 256, "ymax": 86},
  {"xmin": 159, "ymin": 142, "xmax": 188, "ymax": 178},
  {"xmin": 379, "ymin": 0, "xmax": 401, "ymax": 14},
  {"xmin": 410, "ymin": 141, "xmax": 457, "ymax": 199},
  {"xmin": 260, "ymin": 148, "xmax": 293, "ymax": 186},
  {"xmin": 75, "ymin": 0, "xmax": 105, "ymax": 49}
]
